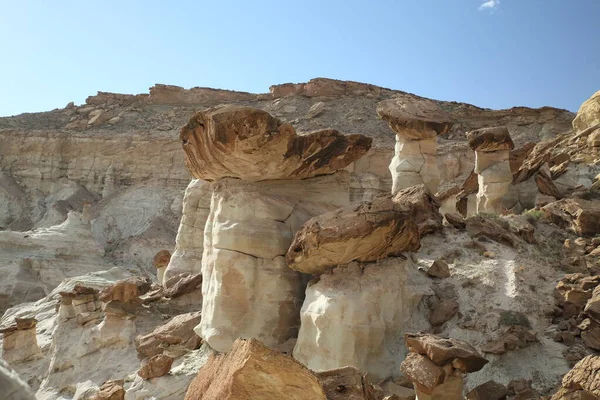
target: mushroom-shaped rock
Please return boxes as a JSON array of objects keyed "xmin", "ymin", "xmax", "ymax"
[
  {"xmin": 186, "ymin": 107, "xmax": 372, "ymax": 352},
  {"xmin": 377, "ymin": 99, "xmax": 453, "ymax": 194},
  {"xmin": 404, "ymin": 332, "xmax": 488, "ymax": 373},
  {"xmin": 287, "ymin": 184, "xmax": 441, "ymax": 275},
  {"xmin": 1, "ymin": 317, "xmax": 42, "ymax": 364},
  {"xmin": 466, "ymin": 127, "xmax": 515, "ymax": 214},
  {"xmin": 184, "ymin": 338, "xmax": 327, "ymax": 400},
  {"xmin": 163, "ymin": 179, "xmax": 211, "ymax": 287},
  {"xmin": 401, "ymin": 333, "xmax": 488, "ymax": 400},
  {"xmin": 180, "ymin": 105, "xmax": 372, "ymax": 181},
  {"xmin": 153, "ymin": 250, "xmax": 171, "ymax": 285},
  {"xmin": 293, "ymin": 258, "xmax": 433, "ymax": 381}
]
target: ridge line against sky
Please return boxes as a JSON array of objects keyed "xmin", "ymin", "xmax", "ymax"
[{"xmin": 0, "ymin": 0, "xmax": 598, "ymax": 117}]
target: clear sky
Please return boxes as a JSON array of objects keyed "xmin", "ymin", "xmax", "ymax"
[{"xmin": 0, "ymin": 0, "xmax": 598, "ymax": 117}]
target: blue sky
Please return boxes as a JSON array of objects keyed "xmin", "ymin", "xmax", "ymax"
[{"xmin": 0, "ymin": 0, "xmax": 598, "ymax": 117}]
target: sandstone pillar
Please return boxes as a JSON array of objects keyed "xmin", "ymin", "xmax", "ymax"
[
  {"xmin": 163, "ymin": 179, "xmax": 211, "ymax": 287},
  {"xmin": 377, "ymin": 99, "xmax": 453, "ymax": 194},
  {"xmin": 466, "ymin": 127, "xmax": 515, "ymax": 214},
  {"xmin": 179, "ymin": 106, "xmax": 372, "ymax": 352},
  {"xmin": 1, "ymin": 317, "xmax": 42, "ymax": 364}
]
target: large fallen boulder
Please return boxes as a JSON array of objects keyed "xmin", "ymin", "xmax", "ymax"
[
  {"xmin": 286, "ymin": 184, "xmax": 441, "ymax": 275},
  {"xmin": 543, "ymin": 198, "xmax": 600, "ymax": 237},
  {"xmin": 184, "ymin": 338, "xmax": 327, "ymax": 400},
  {"xmin": 551, "ymin": 355, "xmax": 600, "ymax": 399}
]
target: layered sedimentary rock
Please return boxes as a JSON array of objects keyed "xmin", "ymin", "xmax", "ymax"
[
  {"xmin": 163, "ymin": 179, "xmax": 211, "ymax": 286},
  {"xmin": 182, "ymin": 106, "xmax": 371, "ymax": 352},
  {"xmin": 0, "ymin": 210, "xmax": 112, "ymax": 314},
  {"xmin": 573, "ymin": 90, "xmax": 600, "ymax": 132},
  {"xmin": 377, "ymin": 99, "xmax": 452, "ymax": 194},
  {"xmin": 467, "ymin": 127, "xmax": 515, "ymax": 214},
  {"xmin": 184, "ymin": 338, "xmax": 327, "ymax": 400},
  {"xmin": 401, "ymin": 333, "xmax": 488, "ymax": 400},
  {"xmin": 1, "ymin": 317, "xmax": 42, "ymax": 364},
  {"xmin": 293, "ymin": 258, "xmax": 432, "ymax": 380},
  {"xmin": 180, "ymin": 106, "xmax": 371, "ymax": 182},
  {"xmin": 286, "ymin": 184, "xmax": 441, "ymax": 275}
]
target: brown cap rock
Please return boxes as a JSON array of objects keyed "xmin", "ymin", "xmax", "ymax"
[
  {"xmin": 153, "ymin": 250, "xmax": 171, "ymax": 269},
  {"xmin": 180, "ymin": 105, "xmax": 372, "ymax": 181},
  {"xmin": 404, "ymin": 332, "xmax": 488, "ymax": 373},
  {"xmin": 466, "ymin": 126, "xmax": 514, "ymax": 152},
  {"xmin": 377, "ymin": 99, "xmax": 453, "ymax": 139}
]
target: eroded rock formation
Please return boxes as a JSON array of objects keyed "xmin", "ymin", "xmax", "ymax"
[
  {"xmin": 467, "ymin": 127, "xmax": 515, "ymax": 214},
  {"xmin": 181, "ymin": 106, "xmax": 372, "ymax": 352},
  {"xmin": 184, "ymin": 338, "xmax": 327, "ymax": 400},
  {"xmin": 377, "ymin": 99, "xmax": 452, "ymax": 194}
]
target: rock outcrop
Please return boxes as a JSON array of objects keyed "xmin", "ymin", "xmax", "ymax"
[
  {"xmin": 573, "ymin": 90, "xmax": 600, "ymax": 132},
  {"xmin": 467, "ymin": 127, "xmax": 515, "ymax": 214},
  {"xmin": 163, "ymin": 179, "xmax": 211, "ymax": 286},
  {"xmin": 0, "ymin": 359, "xmax": 35, "ymax": 400},
  {"xmin": 1, "ymin": 317, "xmax": 42, "ymax": 364},
  {"xmin": 551, "ymin": 355, "xmax": 600, "ymax": 399},
  {"xmin": 400, "ymin": 333, "xmax": 488, "ymax": 400},
  {"xmin": 293, "ymin": 258, "xmax": 432, "ymax": 380},
  {"xmin": 184, "ymin": 338, "xmax": 327, "ymax": 400},
  {"xmin": 377, "ymin": 99, "xmax": 452, "ymax": 194},
  {"xmin": 185, "ymin": 106, "xmax": 371, "ymax": 352},
  {"xmin": 286, "ymin": 184, "xmax": 441, "ymax": 275}
]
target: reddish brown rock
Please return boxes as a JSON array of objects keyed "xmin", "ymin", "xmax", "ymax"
[
  {"xmin": 98, "ymin": 277, "xmax": 151, "ymax": 304},
  {"xmin": 377, "ymin": 99, "xmax": 453, "ymax": 139},
  {"xmin": 138, "ymin": 354, "xmax": 174, "ymax": 380},
  {"xmin": 184, "ymin": 338, "xmax": 326, "ymax": 400},
  {"xmin": 404, "ymin": 332, "xmax": 488, "ymax": 373},
  {"xmin": 91, "ymin": 379, "xmax": 125, "ymax": 400},
  {"xmin": 286, "ymin": 185, "xmax": 440, "ymax": 275},
  {"xmin": 162, "ymin": 273, "xmax": 202, "ymax": 299},
  {"xmin": 180, "ymin": 106, "xmax": 372, "ymax": 182},
  {"xmin": 317, "ymin": 366, "xmax": 388, "ymax": 400},
  {"xmin": 136, "ymin": 311, "xmax": 202, "ymax": 358},
  {"xmin": 427, "ymin": 259, "xmax": 451, "ymax": 279},
  {"xmin": 465, "ymin": 216, "xmax": 516, "ymax": 248},
  {"xmin": 400, "ymin": 352, "xmax": 446, "ymax": 395},
  {"xmin": 466, "ymin": 127, "xmax": 515, "ymax": 152},
  {"xmin": 543, "ymin": 199, "xmax": 600, "ymax": 237},
  {"xmin": 551, "ymin": 355, "xmax": 600, "ymax": 399}
]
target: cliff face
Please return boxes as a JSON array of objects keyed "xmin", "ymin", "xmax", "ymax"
[{"xmin": 0, "ymin": 78, "xmax": 574, "ymax": 270}]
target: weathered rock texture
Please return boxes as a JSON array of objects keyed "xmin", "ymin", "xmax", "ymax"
[
  {"xmin": 286, "ymin": 184, "xmax": 441, "ymax": 275},
  {"xmin": 293, "ymin": 258, "xmax": 432, "ymax": 380},
  {"xmin": 377, "ymin": 99, "xmax": 452, "ymax": 194},
  {"xmin": 180, "ymin": 106, "xmax": 372, "ymax": 181},
  {"xmin": 184, "ymin": 338, "xmax": 327, "ymax": 400},
  {"xmin": 401, "ymin": 333, "xmax": 488, "ymax": 400},
  {"xmin": 1, "ymin": 317, "xmax": 42, "ymax": 364},
  {"xmin": 573, "ymin": 90, "xmax": 600, "ymax": 132},
  {"xmin": 0, "ymin": 359, "xmax": 35, "ymax": 400},
  {"xmin": 163, "ymin": 179, "xmax": 211, "ymax": 286},
  {"xmin": 186, "ymin": 106, "xmax": 371, "ymax": 352},
  {"xmin": 467, "ymin": 127, "xmax": 515, "ymax": 214},
  {"xmin": 551, "ymin": 355, "xmax": 600, "ymax": 399}
]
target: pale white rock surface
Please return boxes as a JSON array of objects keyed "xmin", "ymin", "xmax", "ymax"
[
  {"xmin": 390, "ymin": 136, "xmax": 440, "ymax": 194},
  {"xmin": 293, "ymin": 257, "xmax": 432, "ymax": 381},
  {"xmin": 0, "ymin": 210, "xmax": 112, "ymax": 314},
  {"xmin": 476, "ymin": 151, "xmax": 513, "ymax": 214},
  {"xmin": 197, "ymin": 172, "xmax": 351, "ymax": 352},
  {"xmin": 163, "ymin": 179, "xmax": 212, "ymax": 286},
  {"xmin": 0, "ymin": 359, "xmax": 35, "ymax": 400}
]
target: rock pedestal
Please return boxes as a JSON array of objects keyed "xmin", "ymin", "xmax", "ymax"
[
  {"xmin": 179, "ymin": 106, "xmax": 372, "ymax": 352},
  {"xmin": 467, "ymin": 127, "xmax": 515, "ymax": 214},
  {"xmin": 152, "ymin": 250, "xmax": 171, "ymax": 286},
  {"xmin": 377, "ymin": 99, "xmax": 453, "ymax": 194},
  {"xmin": 0, "ymin": 317, "xmax": 42, "ymax": 364}
]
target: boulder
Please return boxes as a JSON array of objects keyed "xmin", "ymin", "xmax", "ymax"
[
  {"xmin": 98, "ymin": 277, "xmax": 151, "ymax": 304},
  {"xmin": 135, "ymin": 311, "xmax": 202, "ymax": 358},
  {"xmin": 317, "ymin": 366, "xmax": 389, "ymax": 400},
  {"xmin": 543, "ymin": 198, "xmax": 600, "ymax": 237},
  {"xmin": 287, "ymin": 184, "xmax": 441, "ymax": 275},
  {"xmin": 180, "ymin": 105, "xmax": 371, "ymax": 181},
  {"xmin": 404, "ymin": 332, "xmax": 488, "ymax": 373},
  {"xmin": 91, "ymin": 379, "xmax": 125, "ymax": 400},
  {"xmin": 573, "ymin": 90, "xmax": 600, "ymax": 132},
  {"xmin": 293, "ymin": 258, "xmax": 432, "ymax": 380},
  {"xmin": 466, "ymin": 380, "xmax": 508, "ymax": 400},
  {"xmin": 551, "ymin": 355, "xmax": 600, "ymax": 399},
  {"xmin": 138, "ymin": 354, "xmax": 174, "ymax": 380},
  {"xmin": 184, "ymin": 338, "xmax": 326, "ymax": 400}
]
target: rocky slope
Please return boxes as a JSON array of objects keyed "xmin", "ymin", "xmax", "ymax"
[{"xmin": 1, "ymin": 79, "xmax": 599, "ymax": 400}]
